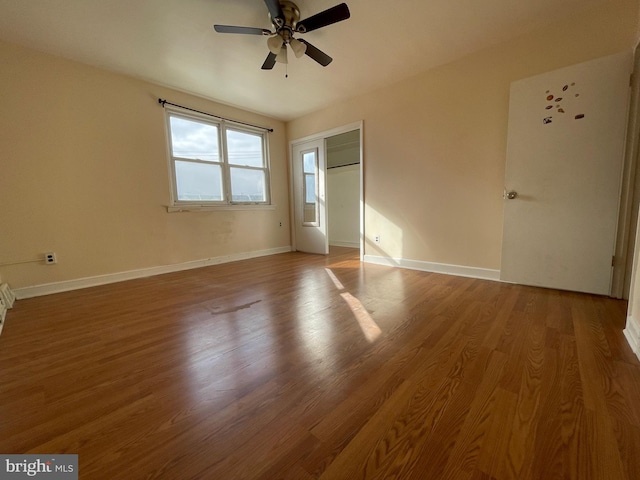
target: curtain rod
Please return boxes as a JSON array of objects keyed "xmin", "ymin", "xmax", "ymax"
[{"xmin": 158, "ymin": 99, "xmax": 274, "ymax": 133}]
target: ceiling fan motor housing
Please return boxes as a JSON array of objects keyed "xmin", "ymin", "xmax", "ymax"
[{"xmin": 271, "ymin": 1, "xmax": 303, "ymax": 39}]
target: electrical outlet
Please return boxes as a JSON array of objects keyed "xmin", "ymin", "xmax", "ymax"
[
  {"xmin": 374, "ymin": 235, "xmax": 381, "ymax": 244},
  {"xmin": 44, "ymin": 252, "xmax": 57, "ymax": 264}
]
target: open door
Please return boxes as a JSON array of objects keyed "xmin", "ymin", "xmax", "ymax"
[
  {"xmin": 292, "ymin": 138, "xmax": 328, "ymax": 254},
  {"xmin": 500, "ymin": 51, "xmax": 631, "ymax": 295}
]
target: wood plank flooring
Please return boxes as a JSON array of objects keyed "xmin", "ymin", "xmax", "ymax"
[{"xmin": 1, "ymin": 247, "xmax": 640, "ymax": 479}]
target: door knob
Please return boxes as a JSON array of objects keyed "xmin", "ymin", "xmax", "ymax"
[{"xmin": 505, "ymin": 191, "xmax": 518, "ymax": 200}]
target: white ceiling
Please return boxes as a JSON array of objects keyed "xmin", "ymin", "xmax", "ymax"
[{"xmin": 0, "ymin": 0, "xmax": 609, "ymax": 121}]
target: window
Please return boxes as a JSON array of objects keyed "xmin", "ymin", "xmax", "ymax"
[
  {"xmin": 165, "ymin": 109, "xmax": 270, "ymax": 206},
  {"xmin": 302, "ymin": 149, "xmax": 318, "ymax": 225},
  {"xmin": 303, "ymin": 151, "xmax": 316, "ymax": 204}
]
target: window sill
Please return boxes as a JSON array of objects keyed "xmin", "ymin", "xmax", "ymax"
[{"xmin": 166, "ymin": 204, "xmax": 276, "ymax": 213}]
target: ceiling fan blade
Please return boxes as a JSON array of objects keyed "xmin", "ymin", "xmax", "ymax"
[
  {"xmin": 261, "ymin": 52, "xmax": 277, "ymax": 70},
  {"xmin": 298, "ymin": 40, "xmax": 332, "ymax": 66},
  {"xmin": 214, "ymin": 25, "xmax": 271, "ymax": 35},
  {"xmin": 297, "ymin": 3, "xmax": 350, "ymax": 33},
  {"xmin": 263, "ymin": 0, "xmax": 284, "ymax": 23}
]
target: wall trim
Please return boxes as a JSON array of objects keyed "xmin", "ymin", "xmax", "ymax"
[
  {"xmin": 624, "ymin": 315, "xmax": 640, "ymax": 361},
  {"xmin": 14, "ymin": 246, "xmax": 292, "ymax": 299},
  {"xmin": 363, "ymin": 254, "xmax": 501, "ymax": 282}
]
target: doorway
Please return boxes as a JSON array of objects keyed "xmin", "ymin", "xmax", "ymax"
[{"xmin": 290, "ymin": 122, "xmax": 363, "ymax": 258}]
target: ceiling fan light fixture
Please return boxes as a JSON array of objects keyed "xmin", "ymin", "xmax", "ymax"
[
  {"xmin": 267, "ymin": 35, "xmax": 284, "ymax": 54},
  {"xmin": 275, "ymin": 46, "xmax": 288, "ymax": 64},
  {"xmin": 289, "ymin": 37, "xmax": 307, "ymax": 58}
]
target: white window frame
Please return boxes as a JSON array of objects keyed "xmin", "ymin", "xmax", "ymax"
[{"xmin": 164, "ymin": 107, "xmax": 271, "ymax": 208}]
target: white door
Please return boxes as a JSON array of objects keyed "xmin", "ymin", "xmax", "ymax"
[
  {"xmin": 501, "ymin": 51, "xmax": 631, "ymax": 295},
  {"xmin": 292, "ymin": 139, "xmax": 328, "ymax": 254}
]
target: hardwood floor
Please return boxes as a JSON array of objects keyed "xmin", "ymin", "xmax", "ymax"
[{"xmin": 1, "ymin": 247, "xmax": 640, "ymax": 479}]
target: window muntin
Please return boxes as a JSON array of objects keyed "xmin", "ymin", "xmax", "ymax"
[{"xmin": 166, "ymin": 110, "xmax": 270, "ymax": 206}]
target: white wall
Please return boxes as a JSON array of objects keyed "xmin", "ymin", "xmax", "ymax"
[
  {"xmin": 328, "ymin": 164, "xmax": 360, "ymax": 247},
  {"xmin": 287, "ymin": 0, "xmax": 638, "ymax": 276},
  {"xmin": 0, "ymin": 40, "xmax": 290, "ymax": 295}
]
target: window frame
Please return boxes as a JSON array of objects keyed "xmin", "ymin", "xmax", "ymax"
[{"xmin": 164, "ymin": 107, "xmax": 272, "ymax": 208}]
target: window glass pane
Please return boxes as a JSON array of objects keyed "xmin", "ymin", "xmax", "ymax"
[
  {"xmin": 230, "ymin": 167, "xmax": 266, "ymax": 202},
  {"xmin": 303, "ymin": 152, "xmax": 315, "ymax": 173},
  {"xmin": 227, "ymin": 129, "xmax": 263, "ymax": 167},
  {"xmin": 305, "ymin": 173, "xmax": 316, "ymax": 203},
  {"xmin": 175, "ymin": 161, "xmax": 223, "ymax": 201},
  {"xmin": 170, "ymin": 116, "xmax": 219, "ymax": 162}
]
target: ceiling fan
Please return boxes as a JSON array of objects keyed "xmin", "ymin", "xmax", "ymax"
[{"xmin": 214, "ymin": 0, "xmax": 350, "ymax": 70}]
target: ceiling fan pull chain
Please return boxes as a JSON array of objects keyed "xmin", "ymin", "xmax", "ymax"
[{"xmin": 285, "ymin": 63, "xmax": 288, "ymax": 78}]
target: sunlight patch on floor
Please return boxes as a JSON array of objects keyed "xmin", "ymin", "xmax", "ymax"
[
  {"xmin": 325, "ymin": 267, "xmax": 381, "ymax": 343},
  {"xmin": 325, "ymin": 268, "xmax": 345, "ymax": 290},
  {"xmin": 340, "ymin": 292, "xmax": 381, "ymax": 343}
]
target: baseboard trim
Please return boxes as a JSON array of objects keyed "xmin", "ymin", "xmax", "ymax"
[
  {"xmin": 329, "ymin": 241, "xmax": 360, "ymax": 248},
  {"xmin": 624, "ymin": 315, "xmax": 640, "ymax": 361},
  {"xmin": 14, "ymin": 246, "xmax": 292, "ymax": 299},
  {"xmin": 363, "ymin": 254, "xmax": 501, "ymax": 282}
]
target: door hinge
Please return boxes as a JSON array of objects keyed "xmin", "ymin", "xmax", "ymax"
[{"xmin": 612, "ymin": 255, "xmax": 615, "ymax": 267}]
